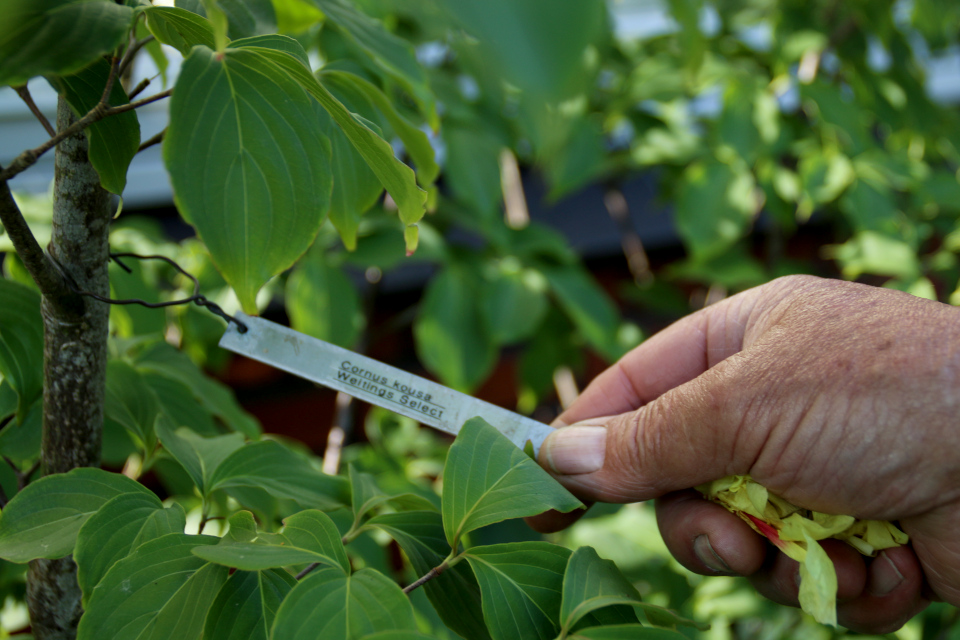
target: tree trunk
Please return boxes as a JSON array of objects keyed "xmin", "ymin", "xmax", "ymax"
[{"xmin": 26, "ymin": 97, "xmax": 111, "ymax": 640}]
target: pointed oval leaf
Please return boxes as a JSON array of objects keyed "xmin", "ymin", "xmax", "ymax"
[
  {"xmin": 413, "ymin": 266, "xmax": 497, "ymax": 392},
  {"xmin": 481, "ymin": 265, "xmax": 549, "ymax": 346},
  {"xmin": 143, "ymin": 371, "xmax": 219, "ymax": 436},
  {"xmin": 0, "ymin": 467, "xmax": 152, "ymax": 562},
  {"xmin": 359, "ymin": 634, "xmax": 436, "ymax": 640},
  {"xmin": 0, "ymin": 0, "xmax": 134, "ymax": 87},
  {"xmin": 77, "ymin": 533, "xmax": 226, "ymax": 640},
  {"xmin": 144, "ymin": 6, "xmax": 216, "ymax": 55},
  {"xmin": 271, "ymin": 567, "xmax": 417, "ymax": 640},
  {"xmin": 164, "ymin": 44, "xmax": 333, "ymax": 312},
  {"xmin": 204, "ymin": 569, "xmax": 296, "ymax": 640},
  {"xmin": 282, "ymin": 509, "xmax": 350, "ymax": 572},
  {"xmin": 542, "ymin": 264, "xmax": 624, "ymax": 362},
  {"xmin": 208, "ymin": 439, "xmax": 349, "ymax": 509},
  {"xmin": 320, "ymin": 70, "xmax": 439, "ymax": 188},
  {"xmin": 49, "ymin": 58, "xmax": 140, "ymax": 195},
  {"xmin": 247, "ymin": 48, "xmax": 426, "ymax": 234},
  {"xmin": 135, "ymin": 342, "xmax": 261, "ymax": 438},
  {"xmin": 364, "ymin": 511, "xmax": 489, "ymax": 640},
  {"xmin": 0, "ymin": 279, "xmax": 43, "ymax": 423},
  {"xmin": 559, "ymin": 546, "xmax": 642, "ymax": 633},
  {"xmin": 463, "ymin": 542, "xmax": 571, "ymax": 640},
  {"xmin": 75, "ymin": 492, "xmax": 186, "ymax": 606},
  {"xmin": 286, "ymin": 258, "xmax": 363, "ymax": 349},
  {"xmin": 441, "ymin": 417, "xmax": 582, "ymax": 548},
  {"xmin": 194, "ymin": 542, "xmax": 339, "ymax": 572},
  {"xmin": 312, "ymin": 0, "xmax": 436, "ymax": 126},
  {"xmin": 225, "ymin": 510, "xmax": 259, "ymax": 543},
  {"xmin": 155, "ymin": 417, "xmax": 245, "ymax": 494},
  {"xmin": 348, "ymin": 467, "xmax": 436, "ymax": 530},
  {"xmin": 105, "ymin": 360, "xmax": 159, "ymax": 449}
]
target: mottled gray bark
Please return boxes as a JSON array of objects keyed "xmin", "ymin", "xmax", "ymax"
[{"xmin": 26, "ymin": 97, "xmax": 111, "ymax": 640}]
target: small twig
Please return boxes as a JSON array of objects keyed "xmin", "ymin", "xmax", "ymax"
[
  {"xmin": 119, "ymin": 36, "xmax": 155, "ymax": 78},
  {"xmin": 99, "ymin": 56, "xmax": 121, "ymax": 107},
  {"xmin": 402, "ymin": 564, "xmax": 445, "ymax": 594},
  {"xmin": 2, "ymin": 456, "xmax": 18, "ymax": 474},
  {"xmin": 13, "ymin": 85, "xmax": 56, "ymax": 137},
  {"xmin": 0, "ymin": 483, "xmax": 7, "ymax": 509},
  {"xmin": 127, "ymin": 77, "xmax": 152, "ymax": 100},
  {"xmin": 0, "ymin": 89, "xmax": 172, "ymax": 183},
  {"xmin": 138, "ymin": 129, "xmax": 165, "ymax": 153},
  {"xmin": 198, "ymin": 503, "xmax": 211, "ymax": 534},
  {"xmin": 296, "ymin": 562, "xmax": 321, "ymax": 580}
]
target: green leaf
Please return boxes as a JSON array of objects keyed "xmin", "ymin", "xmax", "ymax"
[
  {"xmin": 567, "ymin": 626, "xmax": 690, "ymax": 640},
  {"xmin": 224, "ymin": 510, "xmax": 259, "ymax": 543},
  {"xmin": 155, "ymin": 418, "xmax": 245, "ymax": 494},
  {"xmin": 0, "ymin": 467, "xmax": 152, "ymax": 563},
  {"xmin": 48, "ymin": 58, "xmax": 140, "ymax": 195},
  {"xmin": 186, "ymin": 0, "xmax": 277, "ymax": 40},
  {"xmin": 674, "ymin": 160, "xmax": 756, "ymax": 260},
  {"xmin": 286, "ymin": 258, "xmax": 363, "ymax": 349},
  {"xmin": 0, "ymin": 279, "xmax": 43, "ymax": 423},
  {"xmin": 144, "ymin": 6, "xmax": 216, "ymax": 55},
  {"xmin": 195, "ymin": 509, "xmax": 349, "ymax": 572},
  {"xmin": 104, "ymin": 360, "xmax": 159, "ymax": 451},
  {"xmin": 271, "ymin": 567, "xmax": 418, "ymax": 640},
  {"xmin": 143, "ymin": 371, "xmax": 219, "ymax": 436},
  {"xmin": 463, "ymin": 541, "xmax": 570, "ymax": 640},
  {"xmin": 164, "ymin": 44, "xmax": 333, "ymax": 313},
  {"xmin": 311, "ymin": 0, "xmax": 436, "ymax": 126},
  {"xmin": 204, "ymin": 569, "xmax": 296, "ymax": 640},
  {"xmin": 320, "ymin": 70, "xmax": 439, "ymax": 187},
  {"xmin": 442, "ymin": 123, "xmax": 503, "ymax": 222},
  {"xmin": 311, "ymin": 72, "xmax": 386, "ymax": 249},
  {"xmin": 0, "ymin": 397, "xmax": 41, "ymax": 463},
  {"xmin": 75, "ymin": 492, "xmax": 186, "ymax": 606},
  {"xmin": 441, "ymin": 417, "xmax": 582, "ymax": 548},
  {"xmin": 481, "ymin": 261, "xmax": 549, "ymax": 346},
  {"xmin": 135, "ymin": 342, "xmax": 261, "ymax": 438},
  {"xmin": 208, "ymin": 439, "xmax": 349, "ymax": 509},
  {"xmin": 77, "ymin": 533, "xmax": 227, "ymax": 640},
  {"xmin": 413, "ymin": 265, "xmax": 497, "ymax": 392},
  {"xmin": 363, "ymin": 511, "xmax": 489, "ymax": 640},
  {"xmin": 437, "ymin": 0, "xmax": 606, "ymax": 103},
  {"xmin": 248, "ymin": 47, "xmax": 426, "ymax": 238},
  {"xmin": 542, "ymin": 264, "xmax": 623, "ymax": 362},
  {"xmin": 0, "ymin": 0, "xmax": 134, "ymax": 87},
  {"xmin": 560, "ymin": 546, "xmax": 640, "ymax": 632},
  {"xmin": 348, "ymin": 466, "xmax": 436, "ymax": 531},
  {"xmin": 358, "ymin": 633, "xmax": 436, "ymax": 640}
]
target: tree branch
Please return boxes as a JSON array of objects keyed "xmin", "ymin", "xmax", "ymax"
[
  {"xmin": 138, "ymin": 128, "xmax": 165, "ymax": 153},
  {"xmin": 0, "ymin": 174, "xmax": 78, "ymax": 303},
  {"xmin": 13, "ymin": 85, "xmax": 56, "ymax": 137},
  {"xmin": 402, "ymin": 564, "xmax": 445, "ymax": 594},
  {"xmin": 295, "ymin": 562, "xmax": 321, "ymax": 580},
  {"xmin": 0, "ymin": 89, "xmax": 172, "ymax": 183},
  {"xmin": 119, "ymin": 36, "xmax": 156, "ymax": 78}
]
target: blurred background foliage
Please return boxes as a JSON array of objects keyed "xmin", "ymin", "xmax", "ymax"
[{"xmin": 3, "ymin": 0, "xmax": 960, "ymax": 637}]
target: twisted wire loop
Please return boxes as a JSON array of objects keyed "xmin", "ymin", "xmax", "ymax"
[{"xmin": 50, "ymin": 251, "xmax": 248, "ymax": 333}]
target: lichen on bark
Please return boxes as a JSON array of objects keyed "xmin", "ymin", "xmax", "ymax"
[{"xmin": 26, "ymin": 97, "xmax": 111, "ymax": 640}]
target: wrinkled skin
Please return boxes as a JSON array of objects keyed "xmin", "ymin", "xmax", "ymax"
[{"xmin": 530, "ymin": 275, "xmax": 960, "ymax": 633}]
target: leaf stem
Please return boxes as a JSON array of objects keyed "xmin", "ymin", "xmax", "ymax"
[{"xmin": 13, "ymin": 85, "xmax": 56, "ymax": 137}]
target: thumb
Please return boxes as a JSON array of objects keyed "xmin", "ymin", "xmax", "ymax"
[{"xmin": 538, "ymin": 357, "xmax": 765, "ymax": 503}]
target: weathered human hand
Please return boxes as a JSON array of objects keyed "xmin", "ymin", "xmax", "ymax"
[{"xmin": 530, "ymin": 275, "xmax": 960, "ymax": 632}]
